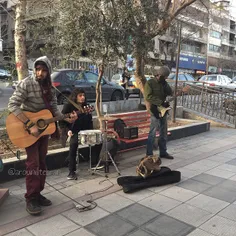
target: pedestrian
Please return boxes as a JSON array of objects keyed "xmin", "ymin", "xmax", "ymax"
[
  {"xmin": 8, "ymin": 56, "xmax": 77, "ymax": 215},
  {"xmin": 145, "ymin": 66, "xmax": 174, "ymax": 159},
  {"xmin": 121, "ymin": 67, "xmax": 131, "ymax": 99},
  {"xmin": 59, "ymin": 88, "xmax": 102, "ymax": 180}
]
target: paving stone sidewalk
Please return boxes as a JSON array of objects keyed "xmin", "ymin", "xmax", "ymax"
[{"xmin": 1, "ymin": 127, "xmax": 236, "ymax": 236}]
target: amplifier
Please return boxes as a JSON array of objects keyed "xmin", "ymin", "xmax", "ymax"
[{"xmin": 123, "ymin": 126, "xmax": 138, "ymax": 139}]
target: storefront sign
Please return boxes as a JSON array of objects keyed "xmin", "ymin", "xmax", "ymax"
[{"xmin": 179, "ymin": 55, "xmax": 206, "ymax": 71}]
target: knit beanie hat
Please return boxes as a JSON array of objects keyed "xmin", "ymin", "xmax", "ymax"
[
  {"xmin": 154, "ymin": 66, "xmax": 170, "ymax": 77},
  {"xmin": 35, "ymin": 61, "xmax": 49, "ymax": 71}
]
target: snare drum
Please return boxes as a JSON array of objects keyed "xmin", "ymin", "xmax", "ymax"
[
  {"xmin": 93, "ymin": 130, "xmax": 103, "ymax": 144},
  {"xmin": 79, "ymin": 130, "xmax": 102, "ymax": 145}
]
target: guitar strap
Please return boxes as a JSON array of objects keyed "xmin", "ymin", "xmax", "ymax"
[
  {"xmin": 40, "ymin": 85, "xmax": 60, "ymax": 139},
  {"xmin": 53, "ymin": 86, "xmax": 84, "ymax": 113}
]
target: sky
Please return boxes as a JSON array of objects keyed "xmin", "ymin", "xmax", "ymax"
[{"xmin": 230, "ymin": 0, "xmax": 236, "ymax": 16}]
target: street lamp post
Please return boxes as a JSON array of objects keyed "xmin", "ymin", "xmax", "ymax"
[{"xmin": 172, "ymin": 21, "xmax": 182, "ymax": 123}]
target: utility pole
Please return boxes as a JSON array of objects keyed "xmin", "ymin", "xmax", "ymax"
[{"xmin": 172, "ymin": 21, "xmax": 182, "ymax": 123}]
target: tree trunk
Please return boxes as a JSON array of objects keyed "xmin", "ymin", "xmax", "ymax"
[
  {"xmin": 14, "ymin": 0, "xmax": 28, "ymax": 81},
  {"xmin": 134, "ymin": 53, "xmax": 145, "ymax": 94},
  {"xmin": 134, "ymin": 49, "xmax": 150, "ymax": 110},
  {"xmin": 95, "ymin": 63, "xmax": 104, "ymax": 129}
]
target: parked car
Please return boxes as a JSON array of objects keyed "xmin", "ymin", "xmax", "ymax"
[
  {"xmin": 52, "ymin": 69, "xmax": 125, "ymax": 104},
  {"xmin": 0, "ymin": 69, "xmax": 12, "ymax": 80},
  {"xmin": 197, "ymin": 74, "xmax": 232, "ymax": 89},
  {"xmin": 167, "ymin": 73, "xmax": 195, "ymax": 82},
  {"xmin": 111, "ymin": 73, "xmax": 140, "ymax": 98}
]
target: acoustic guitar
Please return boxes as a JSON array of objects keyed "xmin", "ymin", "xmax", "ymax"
[{"xmin": 6, "ymin": 105, "xmax": 94, "ymax": 148}]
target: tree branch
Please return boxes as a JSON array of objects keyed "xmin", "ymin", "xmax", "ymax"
[
  {"xmin": 171, "ymin": 0, "xmax": 197, "ymax": 19},
  {"xmin": 164, "ymin": 0, "xmax": 172, "ymax": 13}
]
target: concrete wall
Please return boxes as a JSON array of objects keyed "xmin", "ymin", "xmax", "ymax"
[{"xmin": 0, "ymin": 98, "xmax": 184, "ymax": 127}]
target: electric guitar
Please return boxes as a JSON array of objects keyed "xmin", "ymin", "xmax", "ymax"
[
  {"xmin": 6, "ymin": 105, "xmax": 94, "ymax": 148},
  {"xmin": 157, "ymin": 85, "xmax": 190, "ymax": 118}
]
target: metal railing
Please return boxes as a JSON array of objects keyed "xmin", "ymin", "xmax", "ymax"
[
  {"xmin": 175, "ymin": 83, "xmax": 236, "ymax": 127},
  {"xmin": 51, "ymin": 58, "xmax": 120, "ymax": 80}
]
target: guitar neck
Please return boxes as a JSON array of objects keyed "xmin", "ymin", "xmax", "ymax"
[{"xmin": 44, "ymin": 107, "xmax": 94, "ymax": 125}]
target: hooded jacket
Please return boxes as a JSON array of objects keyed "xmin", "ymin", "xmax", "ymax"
[{"xmin": 8, "ymin": 56, "xmax": 62, "ymax": 118}]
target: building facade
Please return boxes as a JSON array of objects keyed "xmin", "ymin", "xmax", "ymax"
[
  {"xmin": 1, "ymin": 0, "xmax": 236, "ymax": 78},
  {"xmin": 152, "ymin": 0, "xmax": 236, "ymax": 78}
]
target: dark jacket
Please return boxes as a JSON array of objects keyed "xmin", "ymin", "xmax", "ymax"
[
  {"xmin": 144, "ymin": 78, "xmax": 172, "ymax": 107},
  {"xmin": 59, "ymin": 103, "xmax": 93, "ymax": 133}
]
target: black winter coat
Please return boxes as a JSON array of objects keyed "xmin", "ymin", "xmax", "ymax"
[{"xmin": 59, "ymin": 103, "xmax": 93, "ymax": 133}]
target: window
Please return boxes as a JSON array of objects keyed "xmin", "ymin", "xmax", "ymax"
[
  {"xmin": 209, "ymin": 44, "xmax": 220, "ymax": 53},
  {"xmin": 76, "ymin": 72, "xmax": 86, "ymax": 82},
  {"xmin": 179, "ymin": 74, "xmax": 187, "ymax": 81},
  {"xmin": 85, "ymin": 72, "xmax": 98, "ymax": 83},
  {"xmin": 111, "ymin": 74, "xmax": 121, "ymax": 83},
  {"xmin": 181, "ymin": 43, "xmax": 201, "ymax": 53},
  {"xmin": 206, "ymin": 75, "xmax": 217, "ymax": 81},
  {"xmin": 64, "ymin": 71, "xmax": 79, "ymax": 81},
  {"xmin": 200, "ymin": 76, "xmax": 207, "ymax": 81},
  {"xmin": 168, "ymin": 74, "xmax": 176, "ymax": 80},
  {"xmin": 185, "ymin": 74, "xmax": 195, "ymax": 81},
  {"xmin": 210, "ymin": 30, "xmax": 221, "ymax": 39}
]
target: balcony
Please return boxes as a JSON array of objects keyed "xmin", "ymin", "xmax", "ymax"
[
  {"xmin": 177, "ymin": 15, "xmax": 207, "ymax": 28},
  {"xmin": 221, "ymin": 54, "xmax": 236, "ymax": 60},
  {"xmin": 181, "ymin": 31, "xmax": 207, "ymax": 44},
  {"xmin": 208, "ymin": 51, "xmax": 221, "ymax": 58},
  {"xmin": 222, "ymin": 39, "xmax": 236, "ymax": 47}
]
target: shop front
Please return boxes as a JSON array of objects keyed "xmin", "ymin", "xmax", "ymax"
[{"xmin": 175, "ymin": 54, "xmax": 207, "ymax": 78}]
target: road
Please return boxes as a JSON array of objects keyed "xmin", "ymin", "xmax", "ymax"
[{"xmin": 0, "ymin": 85, "xmax": 14, "ymax": 110}]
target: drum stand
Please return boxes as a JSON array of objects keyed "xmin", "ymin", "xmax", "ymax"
[{"xmin": 91, "ymin": 119, "xmax": 121, "ymax": 177}]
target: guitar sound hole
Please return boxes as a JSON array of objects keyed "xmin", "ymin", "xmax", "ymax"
[{"xmin": 37, "ymin": 119, "xmax": 47, "ymax": 130}]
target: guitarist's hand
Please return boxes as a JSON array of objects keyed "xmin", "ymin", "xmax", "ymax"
[
  {"xmin": 65, "ymin": 111, "xmax": 78, "ymax": 123},
  {"xmin": 29, "ymin": 125, "xmax": 40, "ymax": 137}
]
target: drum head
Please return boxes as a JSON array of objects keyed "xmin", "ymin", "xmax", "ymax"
[{"xmin": 93, "ymin": 130, "xmax": 102, "ymax": 134}]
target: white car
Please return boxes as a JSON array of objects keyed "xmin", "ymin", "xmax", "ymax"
[{"xmin": 197, "ymin": 74, "xmax": 232, "ymax": 89}]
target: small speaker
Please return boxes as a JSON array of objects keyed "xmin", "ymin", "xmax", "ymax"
[{"xmin": 123, "ymin": 127, "xmax": 138, "ymax": 139}]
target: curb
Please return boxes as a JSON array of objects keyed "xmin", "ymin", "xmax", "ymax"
[{"xmin": 0, "ymin": 119, "xmax": 210, "ymax": 183}]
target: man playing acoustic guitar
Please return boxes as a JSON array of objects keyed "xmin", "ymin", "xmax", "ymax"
[{"xmin": 8, "ymin": 56, "xmax": 77, "ymax": 215}]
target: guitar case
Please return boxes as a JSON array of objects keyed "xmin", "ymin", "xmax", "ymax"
[{"xmin": 117, "ymin": 167, "xmax": 181, "ymax": 193}]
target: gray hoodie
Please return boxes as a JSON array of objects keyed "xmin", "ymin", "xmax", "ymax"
[{"xmin": 8, "ymin": 56, "xmax": 63, "ymax": 118}]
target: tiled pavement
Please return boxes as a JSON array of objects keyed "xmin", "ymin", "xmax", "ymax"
[{"xmin": 1, "ymin": 127, "xmax": 236, "ymax": 235}]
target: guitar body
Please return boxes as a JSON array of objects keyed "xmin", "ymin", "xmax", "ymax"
[{"xmin": 6, "ymin": 109, "xmax": 56, "ymax": 148}]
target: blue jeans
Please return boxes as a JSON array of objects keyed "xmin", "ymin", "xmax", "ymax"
[{"xmin": 146, "ymin": 114, "xmax": 168, "ymax": 156}]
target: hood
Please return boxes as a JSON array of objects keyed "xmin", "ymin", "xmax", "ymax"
[{"xmin": 33, "ymin": 56, "xmax": 52, "ymax": 75}]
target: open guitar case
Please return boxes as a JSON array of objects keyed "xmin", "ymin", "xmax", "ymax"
[{"xmin": 117, "ymin": 167, "xmax": 181, "ymax": 193}]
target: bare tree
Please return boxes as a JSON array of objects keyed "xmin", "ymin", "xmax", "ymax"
[{"xmin": 14, "ymin": 0, "xmax": 28, "ymax": 81}]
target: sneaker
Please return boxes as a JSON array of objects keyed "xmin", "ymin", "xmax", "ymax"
[
  {"xmin": 39, "ymin": 194, "xmax": 52, "ymax": 206},
  {"xmin": 26, "ymin": 199, "xmax": 42, "ymax": 215},
  {"xmin": 67, "ymin": 171, "xmax": 77, "ymax": 180},
  {"xmin": 160, "ymin": 153, "xmax": 174, "ymax": 159}
]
